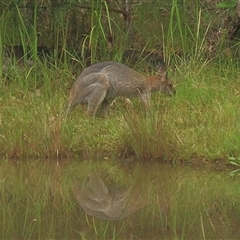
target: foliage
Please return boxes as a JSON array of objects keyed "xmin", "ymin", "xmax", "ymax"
[
  {"xmin": 0, "ymin": 2, "xmax": 240, "ymax": 238},
  {"xmin": 228, "ymin": 157, "xmax": 240, "ymax": 176},
  {"xmin": 0, "ymin": 0, "xmax": 240, "ymax": 164},
  {"xmin": 217, "ymin": 0, "xmax": 237, "ymax": 8}
]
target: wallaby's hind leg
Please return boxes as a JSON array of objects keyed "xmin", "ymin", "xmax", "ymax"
[
  {"xmin": 85, "ymin": 73, "xmax": 110, "ymax": 117},
  {"xmin": 87, "ymin": 89, "xmax": 108, "ymax": 117}
]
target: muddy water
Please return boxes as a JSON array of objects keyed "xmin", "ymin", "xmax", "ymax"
[{"xmin": 0, "ymin": 159, "xmax": 240, "ymax": 239}]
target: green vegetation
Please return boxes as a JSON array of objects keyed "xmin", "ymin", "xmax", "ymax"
[
  {"xmin": 1, "ymin": 60, "xmax": 240, "ymax": 162},
  {"xmin": 0, "ymin": 0, "xmax": 240, "ymax": 163},
  {"xmin": 1, "ymin": 1, "xmax": 240, "ymax": 239},
  {"xmin": 228, "ymin": 156, "xmax": 240, "ymax": 176}
]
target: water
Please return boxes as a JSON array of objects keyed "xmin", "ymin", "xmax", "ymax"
[{"xmin": 0, "ymin": 159, "xmax": 239, "ymax": 239}]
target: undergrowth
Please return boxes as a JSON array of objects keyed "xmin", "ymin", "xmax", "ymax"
[
  {"xmin": 0, "ymin": 1, "xmax": 240, "ymax": 163},
  {"xmin": 1, "ymin": 60, "xmax": 240, "ymax": 162}
]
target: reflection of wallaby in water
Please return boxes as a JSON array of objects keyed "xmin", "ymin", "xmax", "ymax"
[
  {"xmin": 72, "ymin": 173, "xmax": 147, "ymax": 220},
  {"xmin": 67, "ymin": 61, "xmax": 176, "ymax": 117}
]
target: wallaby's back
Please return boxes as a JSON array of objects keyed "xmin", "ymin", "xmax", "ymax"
[{"xmin": 72, "ymin": 61, "xmax": 146, "ymax": 96}]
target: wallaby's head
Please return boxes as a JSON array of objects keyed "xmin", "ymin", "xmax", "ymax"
[{"xmin": 157, "ymin": 64, "xmax": 176, "ymax": 96}]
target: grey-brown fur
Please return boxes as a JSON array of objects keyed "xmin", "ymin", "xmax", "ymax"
[{"xmin": 68, "ymin": 61, "xmax": 176, "ymax": 117}]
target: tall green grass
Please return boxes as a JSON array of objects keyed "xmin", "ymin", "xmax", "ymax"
[
  {"xmin": 0, "ymin": 1, "xmax": 240, "ymax": 162},
  {"xmin": 2, "ymin": 61, "xmax": 240, "ymax": 161},
  {"xmin": 1, "ymin": 2, "xmax": 240, "ymax": 239}
]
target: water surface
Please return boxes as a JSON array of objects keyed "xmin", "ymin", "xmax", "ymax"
[{"xmin": 0, "ymin": 159, "xmax": 239, "ymax": 239}]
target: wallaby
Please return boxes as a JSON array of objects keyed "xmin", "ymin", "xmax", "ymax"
[{"xmin": 67, "ymin": 61, "xmax": 176, "ymax": 117}]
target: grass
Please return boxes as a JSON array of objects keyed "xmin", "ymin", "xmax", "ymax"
[
  {"xmin": 1, "ymin": 1, "xmax": 240, "ymax": 239},
  {"xmin": 1, "ymin": 1, "xmax": 239, "ymax": 162},
  {"xmin": 0, "ymin": 59, "xmax": 240, "ymax": 162}
]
